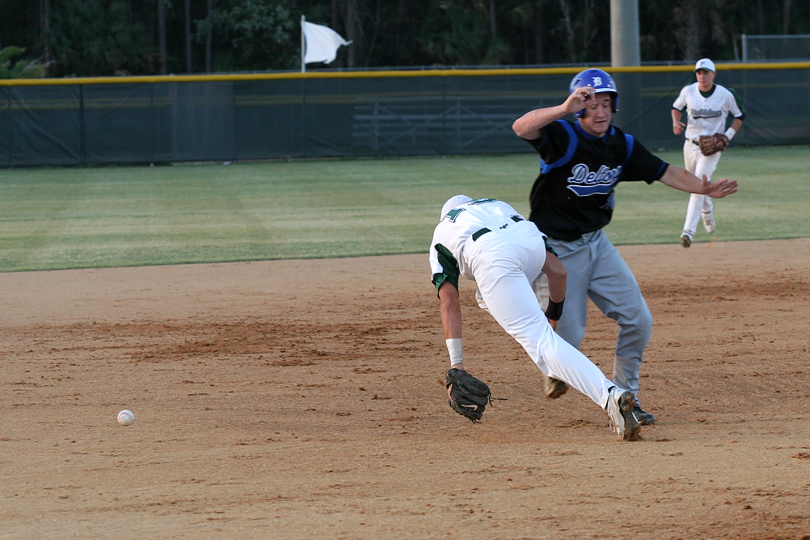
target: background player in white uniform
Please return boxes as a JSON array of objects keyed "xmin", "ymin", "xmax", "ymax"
[
  {"xmin": 672, "ymin": 58, "xmax": 745, "ymax": 247},
  {"xmin": 429, "ymin": 195, "xmax": 641, "ymax": 440}
]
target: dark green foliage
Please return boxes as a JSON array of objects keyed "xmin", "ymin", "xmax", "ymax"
[
  {"xmin": 199, "ymin": 0, "xmax": 300, "ymax": 71},
  {"xmin": 0, "ymin": 46, "xmax": 46, "ymax": 78},
  {"xmin": 420, "ymin": 1, "xmax": 493, "ymax": 66},
  {"xmin": 0, "ymin": 0, "xmax": 808, "ymax": 76},
  {"xmin": 49, "ymin": 0, "xmax": 153, "ymax": 76}
]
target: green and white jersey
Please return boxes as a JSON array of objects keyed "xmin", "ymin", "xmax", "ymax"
[
  {"xmin": 429, "ymin": 198, "xmax": 530, "ymax": 293},
  {"xmin": 673, "ymin": 83, "xmax": 744, "ymax": 140}
]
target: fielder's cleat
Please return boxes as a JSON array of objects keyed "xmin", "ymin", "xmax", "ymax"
[
  {"xmin": 702, "ymin": 211, "xmax": 716, "ymax": 234},
  {"xmin": 605, "ymin": 387, "xmax": 641, "ymax": 441},
  {"xmin": 680, "ymin": 234, "xmax": 692, "ymax": 248},
  {"xmin": 544, "ymin": 375, "xmax": 569, "ymax": 399},
  {"xmin": 632, "ymin": 404, "xmax": 656, "ymax": 425}
]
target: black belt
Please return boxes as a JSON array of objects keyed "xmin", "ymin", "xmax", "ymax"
[
  {"xmin": 472, "ymin": 228, "xmax": 491, "ymax": 241},
  {"xmin": 689, "ymin": 138, "xmax": 700, "ymax": 146},
  {"xmin": 472, "ymin": 216, "xmax": 524, "ymax": 241}
]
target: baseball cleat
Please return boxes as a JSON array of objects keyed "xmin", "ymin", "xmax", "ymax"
[
  {"xmin": 544, "ymin": 375, "xmax": 569, "ymax": 399},
  {"xmin": 606, "ymin": 387, "xmax": 641, "ymax": 441},
  {"xmin": 702, "ymin": 212, "xmax": 716, "ymax": 234},
  {"xmin": 632, "ymin": 404, "xmax": 656, "ymax": 425},
  {"xmin": 680, "ymin": 234, "xmax": 692, "ymax": 248}
]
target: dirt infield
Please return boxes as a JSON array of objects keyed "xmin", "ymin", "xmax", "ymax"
[{"xmin": 2, "ymin": 238, "xmax": 810, "ymax": 539}]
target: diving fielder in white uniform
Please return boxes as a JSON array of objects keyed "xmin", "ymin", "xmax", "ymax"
[
  {"xmin": 429, "ymin": 195, "xmax": 641, "ymax": 440},
  {"xmin": 672, "ymin": 58, "xmax": 745, "ymax": 247}
]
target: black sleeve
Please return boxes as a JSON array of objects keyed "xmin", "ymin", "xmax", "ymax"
[
  {"xmin": 522, "ymin": 120, "xmax": 571, "ymax": 161},
  {"xmin": 624, "ymin": 136, "xmax": 668, "ymax": 184}
]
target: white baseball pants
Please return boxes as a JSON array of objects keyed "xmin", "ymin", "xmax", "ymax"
[
  {"xmin": 467, "ymin": 221, "xmax": 615, "ymax": 408},
  {"xmin": 682, "ymin": 140, "xmax": 722, "ymax": 237}
]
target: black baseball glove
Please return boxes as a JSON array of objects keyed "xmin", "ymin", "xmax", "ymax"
[
  {"xmin": 698, "ymin": 133, "xmax": 730, "ymax": 156},
  {"xmin": 445, "ymin": 368, "xmax": 491, "ymax": 423}
]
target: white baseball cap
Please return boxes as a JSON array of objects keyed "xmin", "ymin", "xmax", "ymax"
[
  {"xmin": 440, "ymin": 195, "xmax": 473, "ymax": 219},
  {"xmin": 694, "ymin": 58, "xmax": 715, "ymax": 72}
]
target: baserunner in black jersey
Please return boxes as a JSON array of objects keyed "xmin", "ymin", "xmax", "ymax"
[{"xmin": 512, "ymin": 68, "xmax": 739, "ymax": 425}]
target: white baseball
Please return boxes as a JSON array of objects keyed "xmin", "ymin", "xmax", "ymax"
[{"xmin": 117, "ymin": 409, "xmax": 135, "ymax": 426}]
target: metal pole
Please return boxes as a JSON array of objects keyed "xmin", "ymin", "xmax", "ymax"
[
  {"xmin": 301, "ymin": 16, "xmax": 306, "ymax": 73},
  {"xmin": 742, "ymin": 33, "xmax": 748, "ymax": 62},
  {"xmin": 610, "ymin": 0, "xmax": 640, "ymax": 67}
]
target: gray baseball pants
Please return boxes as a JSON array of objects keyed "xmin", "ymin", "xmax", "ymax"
[{"xmin": 547, "ymin": 229, "xmax": 652, "ymax": 399}]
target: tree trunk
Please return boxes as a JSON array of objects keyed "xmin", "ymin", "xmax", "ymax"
[
  {"xmin": 331, "ymin": 0, "xmax": 341, "ymax": 30},
  {"xmin": 158, "ymin": 0, "xmax": 167, "ymax": 74},
  {"xmin": 185, "ymin": 0, "xmax": 192, "ymax": 73},
  {"xmin": 331, "ymin": 0, "xmax": 343, "ymax": 67},
  {"xmin": 206, "ymin": 0, "xmax": 213, "ymax": 72},
  {"xmin": 558, "ymin": 0, "xmax": 575, "ymax": 63},
  {"xmin": 346, "ymin": 0, "xmax": 358, "ymax": 67},
  {"xmin": 41, "ymin": 0, "xmax": 51, "ymax": 70},
  {"xmin": 682, "ymin": 0, "xmax": 701, "ymax": 61},
  {"xmin": 783, "ymin": 0, "xmax": 792, "ymax": 34},
  {"xmin": 396, "ymin": 0, "xmax": 408, "ymax": 66},
  {"xmin": 533, "ymin": 2, "xmax": 545, "ymax": 64},
  {"xmin": 489, "ymin": 0, "xmax": 497, "ymax": 42}
]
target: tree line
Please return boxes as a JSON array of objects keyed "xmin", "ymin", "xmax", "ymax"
[{"xmin": 0, "ymin": 0, "xmax": 807, "ymax": 78}]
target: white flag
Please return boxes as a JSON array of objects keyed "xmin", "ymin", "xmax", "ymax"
[{"xmin": 302, "ymin": 21, "xmax": 351, "ymax": 65}]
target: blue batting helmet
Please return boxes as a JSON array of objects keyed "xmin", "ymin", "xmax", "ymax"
[{"xmin": 569, "ymin": 68, "xmax": 618, "ymax": 118}]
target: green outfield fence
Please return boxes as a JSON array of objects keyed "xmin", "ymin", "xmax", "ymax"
[{"xmin": 1, "ymin": 63, "xmax": 809, "ymax": 167}]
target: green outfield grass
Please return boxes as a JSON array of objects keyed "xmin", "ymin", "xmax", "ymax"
[{"xmin": 1, "ymin": 145, "xmax": 808, "ymax": 272}]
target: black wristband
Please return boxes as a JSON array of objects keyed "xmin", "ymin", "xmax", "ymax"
[{"xmin": 545, "ymin": 298, "xmax": 565, "ymax": 321}]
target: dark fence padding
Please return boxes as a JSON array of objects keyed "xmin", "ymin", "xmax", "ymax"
[{"xmin": 2, "ymin": 67, "xmax": 808, "ymax": 166}]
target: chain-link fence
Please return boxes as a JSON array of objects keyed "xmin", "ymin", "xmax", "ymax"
[{"xmin": 743, "ymin": 34, "xmax": 810, "ymax": 61}]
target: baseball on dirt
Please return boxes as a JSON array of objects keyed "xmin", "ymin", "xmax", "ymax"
[{"xmin": 117, "ymin": 409, "xmax": 135, "ymax": 426}]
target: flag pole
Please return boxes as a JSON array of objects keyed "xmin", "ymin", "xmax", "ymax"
[{"xmin": 301, "ymin": 15, "xmax": 305, "ymax": 73}]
